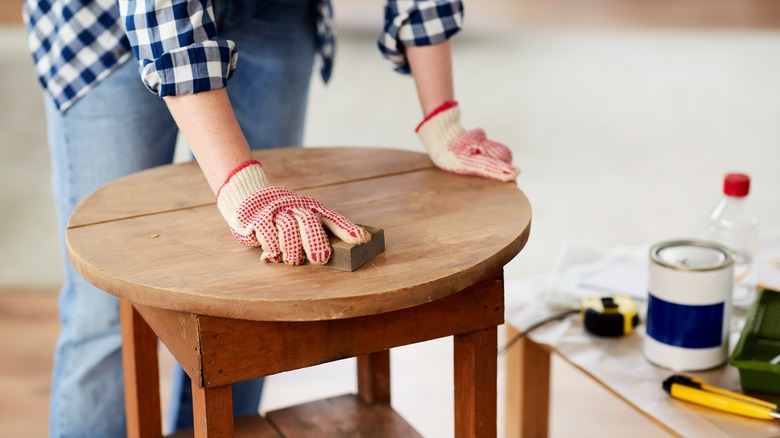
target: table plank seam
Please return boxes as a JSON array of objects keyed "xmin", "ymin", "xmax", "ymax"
[{"xmin": 66, "ymin": 167, "xmax": 436, "ymax": 230}]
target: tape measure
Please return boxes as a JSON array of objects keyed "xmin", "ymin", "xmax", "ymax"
[{"xmin": 581, "ymin": 296, "xmax": 639, "ymax": 337}]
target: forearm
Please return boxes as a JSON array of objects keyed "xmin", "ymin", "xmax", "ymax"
[
  {"xmin": 166, "ymin": 90, "xmax": 369, "ymax": 267},
  {"xmin": 164, "ymin": 88, "xmax": 253, "ymax": 195},
  {"xmin": 121, "ymin": 0, "xmax": 244, "ymax": 194},
  {"xmin": 406, "ymin": 40, "xmax": 455, "ymax": 116}
]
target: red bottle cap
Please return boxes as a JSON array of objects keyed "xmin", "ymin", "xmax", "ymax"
[{"xmin": 723, "ymin": 173, "xmax": 750, "ymax": 197}]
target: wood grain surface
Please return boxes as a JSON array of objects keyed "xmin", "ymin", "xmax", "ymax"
[
  {"xmin": 265, "ymin": 394, "xmax": 422, "ymax": 437},
  {"xmin": 66, "ymin": 147, "xmax": 531, "ymax": 321}
]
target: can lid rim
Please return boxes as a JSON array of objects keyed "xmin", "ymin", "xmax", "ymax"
[{"xmin": 649, "ymin": 239, "xmax": 735, "ymax": 271}]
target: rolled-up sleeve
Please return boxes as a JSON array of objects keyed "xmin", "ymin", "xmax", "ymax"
[
  {"xmin": 119, "ymin": 0, "xmax": 237, "ymax": 97},
  {"xmin": 378, "ymin": 0, "xmax": 463, "ymax": 74}
]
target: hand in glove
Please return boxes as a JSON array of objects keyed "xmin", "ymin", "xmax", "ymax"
[
  {"xmin": 217, "ymin": 160, "xmax": 371, "ymax": 265},
  {"xmin": 416, "ymin": 101, "xmax": 519, "ymax": 182}
]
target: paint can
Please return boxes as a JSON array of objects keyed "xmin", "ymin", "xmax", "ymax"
[{"xmin": 645, "ymin": 239, "xmax": 734, "ymax": 371}]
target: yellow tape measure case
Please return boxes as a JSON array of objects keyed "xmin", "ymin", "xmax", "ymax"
[{"xmin": 581, "ymin": 296, "xmax": 639, "ymax": 337}]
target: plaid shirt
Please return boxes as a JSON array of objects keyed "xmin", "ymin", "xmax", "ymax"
[
  {"xmin": 24, "ymin": 0, "xmax": 463, "ymax": 113},
  {"xmin": 379, "ymin": 0, "xmax": 463, "ymax": 74}
]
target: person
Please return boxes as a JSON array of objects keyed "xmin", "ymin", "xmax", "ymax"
[{"xmin": 23, "ymin": 0, "xmax": 518, "ymax": 436}]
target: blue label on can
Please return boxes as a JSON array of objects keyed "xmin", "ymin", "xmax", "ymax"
[{"xmin": 646, "ymin": 293, "xmax": 724, "ymax": 349}]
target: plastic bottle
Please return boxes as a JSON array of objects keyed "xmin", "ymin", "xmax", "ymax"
[{"xmin": 708, "ymin": 173, "xmax": 759, "ymax": 307}]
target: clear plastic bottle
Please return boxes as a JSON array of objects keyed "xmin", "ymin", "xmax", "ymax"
[{"xmin": 708, "ymin": 173, "xmax": 759, "ymax": 307}]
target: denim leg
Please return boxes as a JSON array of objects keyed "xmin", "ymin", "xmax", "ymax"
[
  {"xmin": 46, "ymin": 60, "xmax": 179, "ymax": 438},
  {"xmin": 167, "ymin": 0, "xmax": 317, "ymax": 432},
  {"xmin": 225, "ymin": 0, "xmax": 317, "ymax": 150},
  {"xmin": 48, "ymin": 1, "xmax": 317, "ymax": 435}
]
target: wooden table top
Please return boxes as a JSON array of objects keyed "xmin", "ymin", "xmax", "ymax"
[{"xmin": 66, "ymin": 147, "xmax": 531, "ymax": 321}]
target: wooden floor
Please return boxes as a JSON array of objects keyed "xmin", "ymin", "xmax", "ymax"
[
  {"xmin": 0, "ymin": 289, "xmax": 181, "ymax": 438},
  {"xmin": 0, "ymin": 289, "xmax": 59, "ymax": 437}
]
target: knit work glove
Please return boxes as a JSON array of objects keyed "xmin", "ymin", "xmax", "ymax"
[
  {"xmin": 416, "ymin": 101, "xmax": 519, "ymax": 182},
  {"xmin": 217, "ymin": 160, "xmax": 371, "ymax": 265}
]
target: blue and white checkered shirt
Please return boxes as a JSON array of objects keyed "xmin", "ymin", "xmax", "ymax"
[
  {"xmin": 379, "ymin": 0, "xmax": 464, "ymax": 74},
  {"xmin": 23, "ymin": 0, "xmax": 463, "ymax": 113}
]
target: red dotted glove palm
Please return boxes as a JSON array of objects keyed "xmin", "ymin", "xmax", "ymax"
[
  {"xmin": 217, "ymin": 161, "xmax": 371, "ymax": 265},
  {"xmin": 416, "ymin": 101, "xmax": 519, "ymax": 182}
]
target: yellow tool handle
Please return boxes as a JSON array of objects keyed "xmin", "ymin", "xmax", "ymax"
[
  {"xmin": 671, "ymin": 385, "xmax": 775, "ymax": 420},
  {"xmin": 694, "ymin": 381, "xmax": 778, "ymax": 410}
]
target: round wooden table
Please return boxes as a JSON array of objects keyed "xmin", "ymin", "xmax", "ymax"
[{"xmin": 67, "ymin": 147, "xmax": 531, "ymax": 437}]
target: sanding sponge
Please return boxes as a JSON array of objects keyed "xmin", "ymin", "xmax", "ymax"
[{"xmin": 325, "ymin": 225, "xmax": 385, "ymax": 271}]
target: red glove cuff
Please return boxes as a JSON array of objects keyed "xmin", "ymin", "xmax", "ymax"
[
  {"xmin": 415, "ymin": 101, "xmax": 459, "ymax": 132},
  {"xmin": 216, "ymin": 160, "xmax": 261, "ymax": 200}
]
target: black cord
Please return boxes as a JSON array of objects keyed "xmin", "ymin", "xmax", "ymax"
[{"xmin": 498, "ymin": 309, "xmax": 579, "ymax": 356}]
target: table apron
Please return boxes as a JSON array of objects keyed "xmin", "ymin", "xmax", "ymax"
[{"xmin": 133, "ymin": 274, "xmax": 505, "ymax": 388}]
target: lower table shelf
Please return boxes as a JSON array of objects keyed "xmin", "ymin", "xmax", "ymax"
[{"xmin": 167, "ymin": 394, "xmax": 421, "ymax": 437}]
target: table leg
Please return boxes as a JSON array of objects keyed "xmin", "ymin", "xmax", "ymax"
[
  {"xmin": 120, "ymin": 299, "xmax": 162, "ymax": 438},
  {"xmin": 505, "ymin": 325, "xmax": 551, "ymax": 438},
  {"xmin": 357, "ymin": 350, "xmax": 391, "ymax": 405},
  {"xmin": 455, "ymin": 326, "xmax": 498, "ymax": 438},
  {"xmin": 191, "ymin": 383, "xmax": 234, "ymax": 438}
]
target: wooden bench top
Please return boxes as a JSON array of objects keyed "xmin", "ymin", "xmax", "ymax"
[{"xmin": 66, "ymin": 147, "xmax": 531, "ymax": 321}]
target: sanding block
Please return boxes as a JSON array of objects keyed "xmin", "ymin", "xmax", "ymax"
[{"xmin": 324, "ymin": 225, "xmax": 385, "ymax": 272}]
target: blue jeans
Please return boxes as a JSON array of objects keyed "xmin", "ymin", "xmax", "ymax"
[{"xmin": 44, "ymin": 1, "xmax": 316, "ymax": 436}]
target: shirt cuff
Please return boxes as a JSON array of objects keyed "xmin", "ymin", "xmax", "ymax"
[
  {"xmin": 140, "ymin": 39, "xmax": 238, "ymax": 97},
  {"xmin": 378, "ymin": 0, "xmax": 464, "ymax": 74}
]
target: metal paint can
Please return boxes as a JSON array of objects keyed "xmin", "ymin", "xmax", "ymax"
[{"xmin": 645, "ymin": 239, "xmax": 734, "ymax": 370}]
